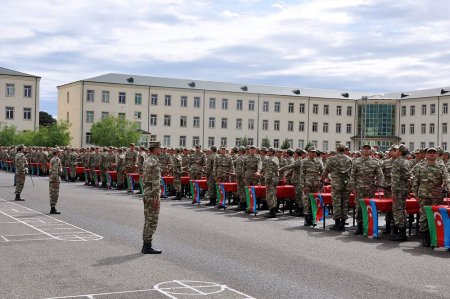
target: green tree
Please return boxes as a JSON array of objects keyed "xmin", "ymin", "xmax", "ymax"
[
  {"xmin": 261, "ymin": 136, "xmax": 271, "ymax": 147},
  {"xmin": 241, "ymin": 136, "xmax": 248, "ymax": 147},
  {"xmin": 281, "ymin": 138, "xmax": 291, "ymax": 149},
  {"xmin": 39, "ymin": 111, "xmax": 56, "ymax": 127},
  {"xmin": 0, "ymin": 121, "xmax": 71, "ymax": 147},
  {"xmin": 0, "ymin": 123, "xmax": 18, "ymax": 146},
  {"xmin": 90, "ymin": 116, "xmax": 140, "ymax": 146}
]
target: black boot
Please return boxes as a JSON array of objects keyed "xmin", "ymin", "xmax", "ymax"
[
  {"xmin": 205, "ymin": 198, "xmax": 216, "ymax": 206},
  {"xmin": 354, "ymin": 222, "xmax": 363, "ymax": 235},
  {"xmin": 264, "ymin": 207, "xmax": 277, "ymax": 218},
  {"xmin": 173, "ymin": 192, "xmax": 182, "ymax": 200},
  {"xmin": 339, "ymin": 218, "xmax": 346, "ymax": 231},
  {"xmin": 422, "ymin": 231, "xmax": 431, "ymax": 247},
  {"xmin": 304, "ymin": 214, "xmax": 313, "ymax": 226},
  {"xmin": 15, "ymin": 193, "xmax": 25, "ymax": 201},
  {"xmin": 233, "ymin": 202, "xmax": 247, "ymax": 211},
  {"xmin": 390, "ymin": 228, "xmax": 407, "ymax": 241},
  {"xmin": 50, "ymin": 207, "xmax": 61, "ymax": 214},
  {"xmin": 292, "ymin": 207, "xmax": 304, "ymax": 217},
  {"xmin": 382, "ymin": 219, "xmax": 391, "ymax": 235},
  {"xmin": 329, "ymin": 219, "xmax": 341, "ymax": 231},
  {"xmin": 141, "ymin": 241, "xmax": 162, "ymax": 254}
]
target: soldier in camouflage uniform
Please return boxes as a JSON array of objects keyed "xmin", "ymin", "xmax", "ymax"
[
  {"xmin": 412, "ymin": 147, "xmax": 450, "ymax": 247},
  {"xmin": 381, "ymin": 147, "xmax": 397, "ymax": 234},
  {"xmin": 189, "ymin": 144, "xmax": 206, "ymax": 180},
  {"xmin": 68, "ymin": 147, "xmax": 78, "ymax": 182},
  {"xmin": 116, "ymin": 147, "xmax": 126, "ymax": 189},
  {"xmin": 259, "ymin": 147, "xmax": 268, "ymax": 186},
  {"xmin": 49, "ymin": 147, "xmax": 63, "ymax": 214},
  {"xmin": 205, "ymin": 146, "xmax": 217, "ymax": 206},
  {"xmin": 349, "ymin": 144, "xmax": 384, "ymax": 235},
  {"xmin": 141, "ymin": 141, "xmax": 163, "ymax": 254},
  {"xmin": 239, "ymin": 145, "xmax": 262, "ymax": 211},
  {"xmin": 14, "ymin": 145, "xmax": 28, "ymax": 201},
  {"xmin": 321, "ymin": 144, "xmax": 352, "ymax": 231},
  {"xmin": 279, "ymin": 148, "xmax": 303, "ymax": 216},
  {"xmin": 125, "ymin": 143, "xmax": 138, "ymax": 192},
  {"xmin": 390, "ymin": 145, "xmax": 412, "ymax": 241},
  {"xmin": 159, "ymin": 147, "xmax": 171, "ymax": 176},
  {"xmin": 234, "ymin": 146, "xmax": 247, "ymax": 210},
  {"xmin": 172, "ymin": 148, "xmax": 183, "ymax": 200},
  {"xmin": 214, "ymin": 146, "xmax": 235, "ymax": 183},
  {"xmin": 89, "ymin": 147, "xmax": 100, "ymax": 186},
  {"xmin": 301, "ymin": 147, "xmax": 324, "ymax": 226},
  {"xmin": 263, "ymin": 147, "xmax": 279, "ymax": 218}
]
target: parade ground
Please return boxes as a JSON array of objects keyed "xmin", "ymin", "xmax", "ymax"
[{"xmin": 0, "ymin": 171, "xmax": 449, "ymax": 299}]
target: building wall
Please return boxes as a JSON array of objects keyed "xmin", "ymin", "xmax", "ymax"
[{"xmin": 0, "ymin": 74, "xmax": 40, "ymax": 131}]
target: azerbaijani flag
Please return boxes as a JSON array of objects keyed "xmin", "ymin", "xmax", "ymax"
[
  {"xmin": 190, "ymin": 181, "xmax": 201, "ymax": 203},
  {"xmin": 425, "ymin": 206, "xmax": 450, "ymax": 248},
  {"xmin": 245, "ymin": 186, "xmax": 257, "ymax": 214},
  {"xmin": 160, "ymin": 178, "xmax": 167, "ymax": 197},
  {"xmin": 310, "ymin": 193, "xmax": 328, "ymax": 223},
  {"xmin": 216, "ymin": 183, "xmax": 226, "ymax": 207},
  {"xmin": 360, "ymin": 199, "xmax": 379, "ymax": 238}
]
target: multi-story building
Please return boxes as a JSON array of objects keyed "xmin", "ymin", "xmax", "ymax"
[
  {"xmin": 57, "ymin": 73, "xmax": 450, "ymax": 151},
  {"xmin": 0, "ymin": 67, "xmax": 40, "ymax": 131}
]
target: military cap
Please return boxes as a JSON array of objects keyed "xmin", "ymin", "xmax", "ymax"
[
  {"xmin": 362, "ymin": 144, "xmax": 371, "ymax": 149},
  {"xmin": 91, "ymin": 146, "xmax": 95, "ymax": 150},
  {"xmin": 52, "ymin": 146, "xmax": 62, "ymax": 154},
  {"xmin": 210, "ymin": 145, "xmax": 216, "ymax": 151},
  {"xmin": 260, "ymin": 147, "xmax": 268, "ymax": 152},
  {"xmin": 390, "ymin": 145, "xmax": 399, "ymax": 151},
  {"xmin": 420, "ymin": 148, "xmax": 427, "ymax": 153},
  {"xmin": 336, "ymin": 144, "xmax": 346, "ymax": 151},
  {"xmin": 413, "ymin": 149, "xmax": 421, "ymax": 154},
  {"xmin": 276, "ymin": 148, "xmax": 283, "ymax": 152},
  {"xmin": 286, "ymin": 148, "xmax": 294, "ymax": 154},
  {"xmin": 398, "ymin": 144, "xmax": 409, "ymax": 153},
  {"xmin": 129, "ymin": 143, "xmax": 135, "ymax": 146},
  {"xmin": 294, "ymin": 148, "xmax": 303, "ymax": 155},
  {"xmin": 268, "ymin": 147, "xmax": 275, "ymax": 153},
  {"xmin": 148, "ymin": 141, "xmax": 161, "ymax": 149},
  {"xmin": 426, "ymin": 147, "xmax": 437, "ymax": 153},
  {"xmin": 232, "ymin": 146, "xmax": 238, "ymax": 151},
  {"xmin": 308, "ymin": 146, "xmax": 317, "ymax": 152},
  {"xmin": 220, "ymin": 145, "xmax": 227, "ymax": 149},
  {"xmin": 239, "ymin": 146, "xmax": 246, "ymax": 151},
  {"xmin": 195, "ymin": 144, "xmax": 201, "ymax": 148},
  {"xmin": 436, "ymin": 146, "xmax": 444, "ymax": 154},
  {"xmin": 139, "ymin": 145, "xmax": 145, "ymax": 150},
  {"xmin": 249, "ymin": 145, "xmax": 256, "ymax": 149},
  {"xmin": 16, "ymin": 144, "xmax": 24, "ymax": 150}
]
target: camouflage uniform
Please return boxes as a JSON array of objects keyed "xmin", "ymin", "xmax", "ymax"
[
  {"xmin": 244, "ymin": 152, "xmax": 262, "ymax": 186},
  {"xmin": 263, "ymin": 151, "xmax": 279, "ymax": 216},
  {"xmin": 214, "ymin": 152, "xmax": 235, "ymax": 182},
  {"xmin": 279, "ymin": 154, "xmax": 302, "ymax": 210},
  {"xmin": 116, "ymin": 150, "xmax": 126, "ymax": 188},
  {"xmin": 14, "ymin": 147, "xmax": 28, "ymax": 197},
  {"xmin": 391, "ymin": 153, "xmax": 412, "ymax": 231},
  {"xmin": 205, "ymin": 150, "xmax": 217, "ymax": 200},
  {"xmin": 49, "ymin": 150, "xmax": 62, "ymax": 209},
  {"xmin": 301, "ymin": 152, "xmax": 324, "ymax": 218},
  {"xmin": 142, "ymin": 151, "xmax": 161, "ymax": 243},
  {"xmin": 234, "ymin": 149, "xmax": 246, "ymax": 203},
  {"xmin": 189, "ymin": 149, "xmax": 206, "ymax": 180},
  {"xmin": 69, "ymin": 149, "xmax": 78, "ymax": 181},
  {"xmin": 171, "ymin": 152, "xmax": 183, "ymax": 194}
]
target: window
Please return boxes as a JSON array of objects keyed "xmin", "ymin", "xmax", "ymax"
[
  {"xmin": 165, "ymin": 95, "xmax": 171, "ymax": 106},
  {"xmin": 401, "ymin": 106, "xmax": 406, "ymax": 116},
  {"xmin": 179, "ymin": 136, "xmax": 186, "ymax": 147},
  {"xmin": 66, "ymin": 112, "xmax": 69, "ymax": 122},
  {"xmin": 66, "ymin": 92, "xmax": 70, "ymax": 104},
  {"xmin": 312, "ymin": 140, "xmax": 318, "ymax": 147},
  {"xmin": 248, "ymin": 138, "xmax": 254, "ymax": 146},
  {"xmin": 274, "ymin": 102, "xmax": 280, "ymax": 112},
  {"xmin": 346, "ymin": 123, "xmax": 352, "ymax": 134},
  {"xmin": 118, "ymin": 112, "xmax": 126, "ymax": 118},
  {"xmin": 313, "ymin": 104, "xmax": 318, "ymax": 114},
  {"xmin": 442, "ymin": 142, "xmax": 447, "ymax": 151},
  {"xmin": 421, "ymin": 123, "xmax": 426, "ymax": 134},
  {"xmin": 209, "ymin": 117, "xmax": 215, "ymax": 128},
  {"xmin": 101, "ymin": 111, "xmax": 109, "ymax": 119},
  {"xmin": 346, "ymin": 141, "xmax": 351, "ymax": 149},
  {"xmin": 323, "ymin": 105, "xmax": 329, "ymax": 115},
  {"xmin": 87, "ymin": 90, "xmax": 94, "ymax": 102},
  {"xmin": 323, "ymin": 141, "xmax": 328, "ymax": 151},
  {"xmin": 420, "ymin": 142, "xmax": 426, "ymax": 149},
  {"xmin": 23, "ymin": 108, "xmax": 31, "ymax": 120},
  {"xmin": 163, "ymin": 135, "xmax": 171, "ymax": 147},
  {"xmin": 86, "ymin": 132, "xmax": 91, "ymax": 144},
  {"xmin": 194, "ymin": 97, "xmax": 201, "ymax": 108},
  {"xmin": 273, "ymin": 139, "xmax": 279, "ymax": 148},
  {"xmin": 263, "ymin": 101, "xmax": 269, "ymax": 112},
  {"xmin": 401, "ymin": 124, "xmax": 406, "ymax": 134},
  {"xmin": 192, "ymin": 137, "xmax": 200, "ymax": 147},
  {"xmin": 151, "ymin": 94, "xmax": 158, "ymax": 105},
  {"xmin": 443, "ymin": 123, "xmax": 448, "ymax": 134},
  {"xmin": 287, "ymin": 139, "xmax": 293, "ymax": 148},
  {"xmin": 6, "ymin": 84, "xmax": 14, "ymax": 97},
  {"xmin": 118, "ymin": 92, "xmax": 126, "ymax": 104},
  {"xmin": 135, "ymin": 93, "xmax": 142, "ymax": 105},
  {"xmin": 235, "ymin": 138, "xmax": 242, "ymax": 146},
  {"xmin": 236, "ymin": 118, "xmax": 242, "ymax": 130},
  {"xmin": 221, "ymin": 118, "xmax": 227, "ymax": 129},
  {"xmin": 221, "ymin": 99, "xmax": 228, "ymax": 110},
  {"xmin": 248, "ymin": 119, "xmax": 254, "ymax": 130},
  {"xmin": 164, "ymin": 115, "xmax": 171, "ymax": 126},
  {"xmin": 180, "ymin": 96, "xmax": 188, "ymax": 107},
  {"xmin": 410, "ymin": 105, "xmax": 415, "ymax": 116},
  {"xmin": 221, "ymin": 137, "xmax": 227, "ymax": 147},
  {"xmin": 336, "ymin": 123, "xmax": 341, "ymax": 133},
  {"xmin": 409, "ymin": 124, "xmax": 415, "ymax": 134},
  {"xmin": 24, "ymin": 85, "xmax": 32, "ymax": 98},
  {"xmin": 86, "ymin": 111, "xmax": 94, "ymax": 123},
  {"xmin": 208, "ymin": 137, "xmax": 215, "ymax": 147},
  {"xmin": 102, "ymin": 91, "xmax": 110, "ymax": 103},
  {"xmin": 443, "ymin": 103, "xmax": 448, "ymax": 114},
  {"xmin": 429, "ymin": 142, "xmax": 435, "ymax": 148},
  {"xmin": 193, "ymin": 117, "xmax": 200, "ymax": 128},
  {"xmin": 429, "ymin": 123, "xmax": 435, "ymax": 134},
  {"xmin": 134, "ymin": 111, "xmax": 141, "ymax": 119},
  {"xmin": 150, "ymin": 135, "xmax": 157, "ymax": 142},
  {"xmin": 409, "ymin": 142, "xmax": 414, "ymax": 151},
  {"xmin": 249, "ymin": 100, "xmax": 255, "ymax": 111},
  {"xmin": 299, "ymin": 121, "xmax": 305, "ymax": 132},
  {"xmin": 336, "ymin": 106, "xmax": 342, "ymax": 116},
  {"xmin": 421, "ymin": 104, "xmax": 426, "ymax": 115},
  {"xmin": 323, "ymin": 122, "xmax": 328, "ymax": 133},
  {"xmin": 288, "ymin": 121, "xmax": 294, "ymax": 131},
  {"xmin": 180, "ymin": 116, "xmax": 187, "ymax": 127},
  {"xmin": 430, "ymin": 104, "xmax": 436, "ymax": 115},
  {"xmin": 150, "ymin": 114, "xmax": 157, "ymax": 126},
  {"xmin": 262, "ymin": 120, "xmax": 268, "ymax": 130},
  {"xmin": 274, "ymin": 120, "xmax": 280, "ymax": 131},
  {"xmin": 312, "ymin": 122, "xmax": 318, "ymax": 132},
  {"xmin": 347, "ymin": 106, "xmax": 352, "ymax": 116},
  {"xmin": 298, "ymin": 140, "xmax": 304, "ymax": 149},
  {"xmin": 299, "ymin": 103, "xmax": 305, "ymax": 114},
  {"xmin": 288, "ymin": 103, "xmax": 294, "ymax": 113},
  {"xmin": 236, "ymin": 99, "xmax": 243, "ymax": 111},
  {"xmin": 209, "ymin": 98, "xmax": 216, "ymax": 109}
]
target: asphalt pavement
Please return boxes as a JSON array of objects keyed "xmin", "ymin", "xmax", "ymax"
[{"xmin": 0, "ymin": 171, "xmax": 449, "ymax": 299}]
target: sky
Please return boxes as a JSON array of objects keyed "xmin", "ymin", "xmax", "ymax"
[{"xmin": 2, "ymin": 0, "xmax": 450, "ymax": 117}]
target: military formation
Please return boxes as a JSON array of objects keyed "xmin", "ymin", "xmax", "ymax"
[{"xmin": 2, "ymin": 142, "xmax": 450, "ymax": 250}]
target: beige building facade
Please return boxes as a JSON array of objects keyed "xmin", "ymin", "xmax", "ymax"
[
  {"xmin": 0, "ymin": 67, "xmax": 40, "ymax": 131},
  {"xmin": 57, "ymin": 73, "xmax": 450, "ymax": 152}
]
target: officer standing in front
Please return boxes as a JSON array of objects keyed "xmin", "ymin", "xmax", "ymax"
[
  {"xmin": 141, "ymin": 141, "xmax": 163, "ymax": 254},
  {"xmin": 49, "ymin": 147, "xmax": 63, "ymax": 214},
  {"xmin": 14, "ymin": 144, "xmax": 28, "ymax": 201}
]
